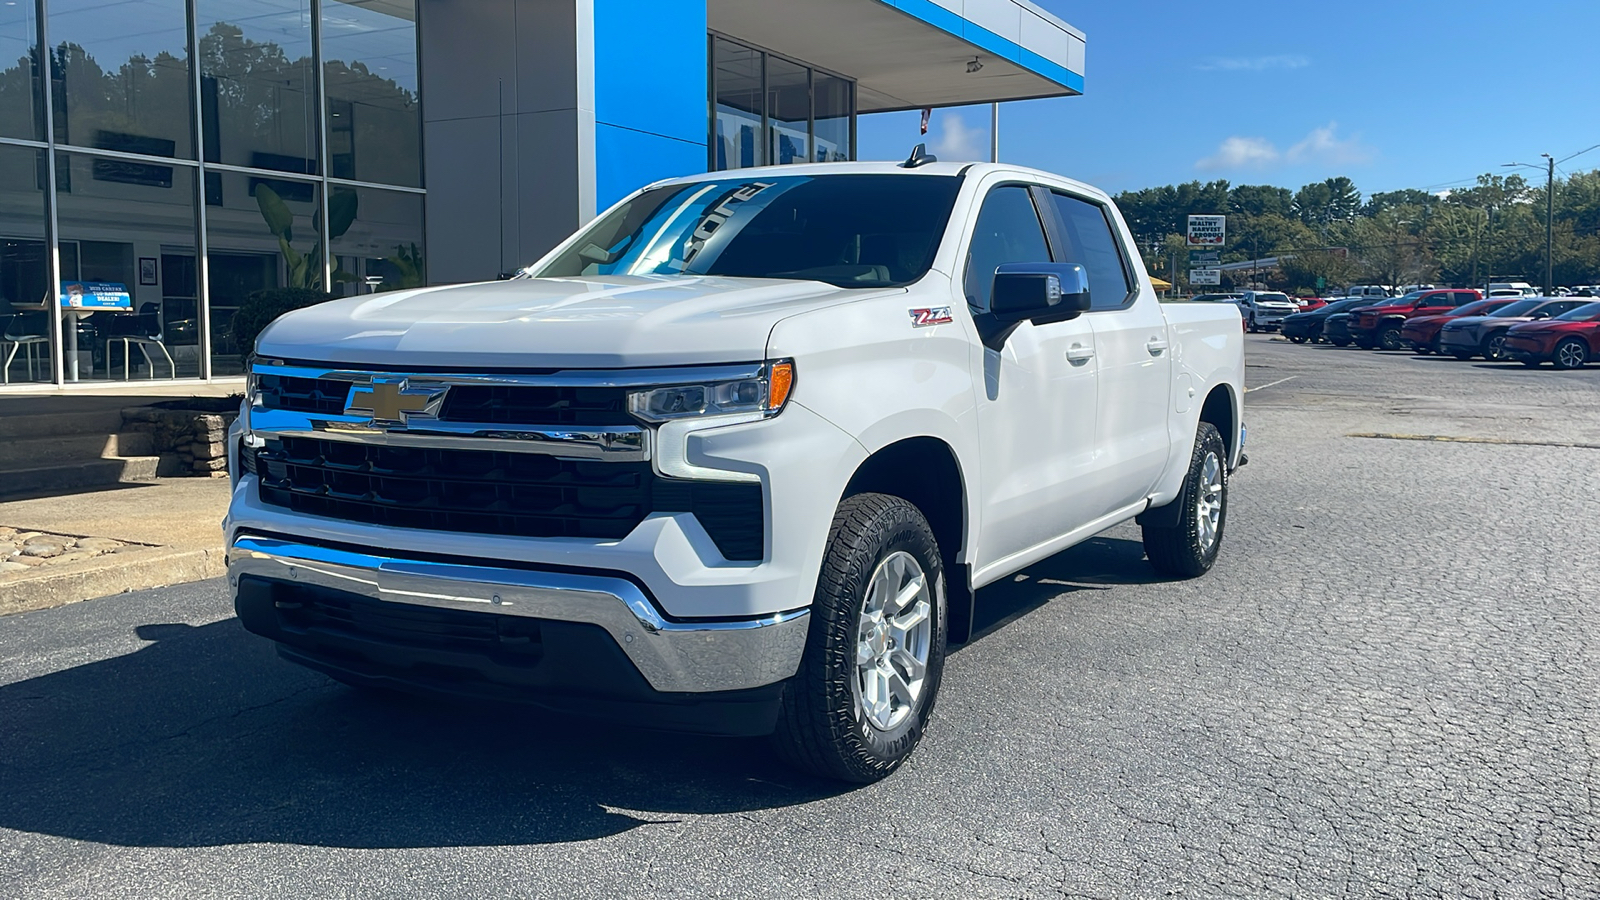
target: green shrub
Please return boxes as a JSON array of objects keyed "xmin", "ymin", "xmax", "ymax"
[{"xmin": 230, "ymin": 287, "xmax": 332, "ymax": 362}]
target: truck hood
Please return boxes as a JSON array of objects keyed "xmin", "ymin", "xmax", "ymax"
[{"xmin": 255, "ymin": 275, "xmax": 901, "ymax": 369}]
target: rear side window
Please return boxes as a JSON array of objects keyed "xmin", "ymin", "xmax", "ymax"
[
  {"xmin": 964, "ymin": 186, "xmax": 1052, "ymax": 311},
  {"xmin": 1049, "ymin": 192, "xmax": 1133, "ymax": 310}
]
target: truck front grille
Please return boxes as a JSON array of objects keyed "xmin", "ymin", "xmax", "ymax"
[
  {"xmin": 256, "ymin": 374, "xmax": 634, "ymax": 427},
  {"xmin": 249, "ymin": 437, "xmax": 763, "ymax": 560}
]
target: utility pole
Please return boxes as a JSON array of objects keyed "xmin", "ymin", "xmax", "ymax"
[
  {"xmin": 1545, "ymin": 154, "xmax": 1554, "ymax": 295},
  {"xmin": 990, "ymin": 103, "xmax": 999, "ymax": 163}
]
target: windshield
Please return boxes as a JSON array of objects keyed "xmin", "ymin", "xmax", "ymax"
[
  {"xmin": 1256, "ymin": 292, "xmax": 1291, "ymax": 302},
  {"xmin": 1393, "ymin": 291, "xmax": 1425, "ymax": 302},
  {"xmin": 532, "ymin": 174, "xmax": 962, "ymax": 288},
  {"xmin": 1555, "ymin": 301, "xmax": 1600, "ymax": 321},
  {"xmin": 1490, "ymin": 299, "xmax": 1543, "ymax": 317}
]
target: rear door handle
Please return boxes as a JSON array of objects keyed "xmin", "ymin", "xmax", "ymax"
[
  {"xmin": 1146, "ymin": 337, "xmax": 1170, "ymax": 355},
  {"xmin": 1066, "ymin": 344, "xmax": 1095, "ymax": 362}
]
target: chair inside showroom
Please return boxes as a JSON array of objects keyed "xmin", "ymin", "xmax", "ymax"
[
  {"xmin": 103, "ymin": 307, "xmax": 176, "ymax": 380},
  {"xmin": 1, "ymin": 311, "xmax": 52, "ymax": 384}
]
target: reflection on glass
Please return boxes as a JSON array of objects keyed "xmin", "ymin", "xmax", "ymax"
[
  {"xmin": 813, "ymin": 73, "xmax": 852, "ymax": 163},
  {"xmin": 205, "ymin": 169, "xmax": 320, "ymax": 375},
  {"xmin": 322, "ymin": 0, "xmax": 420, "ymax": 187},
  {"xmin": 0, "ymin": 145, "xmax": 51, "ymax": 384},
  {"xmin": 0, "ymin": 0, "xmax": 41, "ymax": 140},
  {"xmin": 713, "ymin": 38, "xmax": 762, "ymax": 170},
  {"xmin": 48, "ymin": 0, "xmax": 192, "ymax": 158},
  {"xmin": 53, "ymin": 151, "xmax": 197, "ymax": 381},
  {"xmin": 198, "ymin": 0, "xmax": 318, "ymax": 174},
  {"xmin": 329, "ymin": 186, "xmax": 423, "ymax": 297},
  {"xmin": 766, "ymin": 56, "xmax": 807, "ymax": 165}
]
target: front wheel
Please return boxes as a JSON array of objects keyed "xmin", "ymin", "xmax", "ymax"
[
  {"xmin": 1482, "ymin": 332, "xmax": 1509, "ymax": 361},
  {"xmin": 1378, "ymin": 325, "xmax": 1405, "ymax": 351},
  {"xmin": 774, "ymin": 493, "xmax": 947, "ymax": 783},
  {"xmin": 1553, "ymin": 337, "xmax": 1589, "ymax": 369},
  {"xmin": 1143, "ymin": 422, "xmax": 1228, "ymax": 578},
  {"xmin": 1288, "ymin": 334, "xmax": 1307, "ymax": 344}
]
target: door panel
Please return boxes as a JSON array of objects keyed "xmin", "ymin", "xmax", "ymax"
[{"xmin": 964, "ymin": 184, "xmax": 1102, "ymax": 571}]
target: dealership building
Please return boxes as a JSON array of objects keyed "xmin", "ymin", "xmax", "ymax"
[{"xmin": 0, "ymin": 0, "xmax": 1084, "ymax": 389}]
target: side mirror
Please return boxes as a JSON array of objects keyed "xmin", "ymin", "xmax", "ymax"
[
  {"xmin": 1531, "ymin": 311, "xmax": 1550, "ymax": 320},
  {"xmin": 977, "ymin": 263, "xmax": 1091, "ymax": 350}
]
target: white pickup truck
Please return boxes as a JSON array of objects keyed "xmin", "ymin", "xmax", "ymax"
[{"xmin": 226, "ymin": 156, "xmax": 1246, "ymax": 782}]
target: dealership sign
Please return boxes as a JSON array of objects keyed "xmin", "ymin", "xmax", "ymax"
[{"xmin": 1187, "ymin": 215, "xmax": 1226, "ymax": 247}]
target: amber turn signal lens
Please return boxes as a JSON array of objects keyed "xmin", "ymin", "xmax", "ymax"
[{"xmin": 767, "ymin": 361, "xmax": 794, "ymax": 411}]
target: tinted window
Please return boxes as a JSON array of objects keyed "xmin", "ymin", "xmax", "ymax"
[
  {"xmin": 536, "ymin": 174, "xmax": 962, "ymax": 289},
  {"xmin": 964, "ymin": 186, "xmax": 1051, "ymax": 310},
  {"xmin": 1490, "ymin": 300, "xmax": 1543, "ymax": 317},
  {"xmin": 1555, "ymin": 301, "xmax": 1600, "ymax": 321},
  {"xmin": 1050, "ymin": 192, "xmax": 1132, "ymax": 309}
]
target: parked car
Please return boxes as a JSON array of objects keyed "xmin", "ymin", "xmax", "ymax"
[
  {"xmin": 1488, "ymin": 281, "xmax": 1538, "ymax": 297},
  {"xmin": 1237, "ymin": 290, "xmax": 1301, "ymax": 332},
  {"xmin": 225, "ymin": 160, "xmax": 1247, "ymax": 782},
  {"xmin": 1323, "ymin": 311, "xmax": 1357, "ymax": 346},
  {"xmin": 1502, "ymin": 301, "xmax": 1600, "ymax": 368},
  {"xmin": 1400, "ymin": 298, "xmax": 1520, "ymax": 354},
  {"xmin": 1344, "ymin": 285, "xmax": 1394, "ymax": 300},
  {"xmin": 1281, "ymin": 297, "xmax": 1379, "ymax": 343},
  {"xmin": 1294, "ymin": 296, "xmax": 1328, "ymax": 312},
  {"xmin": 1347, "ymin": 288, "xmax": 1483, "ymax": 350},
  {"xmin": 1438, "ymin": 298, "xmax": 1593, "ymax": 360}
]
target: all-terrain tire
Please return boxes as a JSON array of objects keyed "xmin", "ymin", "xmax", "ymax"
[
  {"xmin": 1378, "ymin": 325, "xmax": 1404, "ymax": 350},
  {"xmin": 773, "ymin": 493, "xmax": 947, "ymax": 783},
  {"xmin": 1142, "ymin": 423, "xmax": 1228, "ymax": 579}
]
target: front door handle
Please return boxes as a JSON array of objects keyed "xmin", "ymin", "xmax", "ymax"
[
  {"xmin": 1066, "ymin": 344, "xmax": 1095, "ymax": 363},
  {"xmin": 1146, "ymin": 337, "xmax": 1170, "ymax": 356}
]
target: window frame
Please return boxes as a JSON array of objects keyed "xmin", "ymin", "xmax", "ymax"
[
  {"xmin": 1039, "ymin": 188, "xmax": 1139, "ymax": 312},
  {"xmin": 960, "ymin": 181, "xmax": 1057, "ymax": 313}
]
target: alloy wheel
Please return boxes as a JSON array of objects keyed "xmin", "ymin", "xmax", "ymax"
[
  {"xmin": 854, "ymin": 551, "xmax": 933, "ymax": 732},
  {"xmin": 1484, "ymin": 333, "xmax": 1507, "ymax": 360},
  {"xmin": 1195, "ymin": 451, "xmax": 1223, "ymax": 553},
  {"xmin": 1556, "ymin": 340, "xmax": 1588, "ymax": 369}
]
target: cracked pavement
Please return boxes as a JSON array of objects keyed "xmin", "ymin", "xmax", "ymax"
[{"xmin": 1, "ymin": 336, "xmax": 1597, "ymax": 898}]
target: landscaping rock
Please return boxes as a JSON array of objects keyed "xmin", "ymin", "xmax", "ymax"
[
  {"xmin": 0, "ymin": 561, "xmax": 29, "ymax": 574},
  {"xmin": 9, "ymin": 554, "xmax": 46, "ymax": 567},
  {"xmin": 21, "ymin": 537, "xmax": 70, "ymax": 558}
]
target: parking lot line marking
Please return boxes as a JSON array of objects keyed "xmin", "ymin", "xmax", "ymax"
[
  {"xmin": 1246, "ymin": 376, "xmax": 1298, "ymax": 393},
  {"xmin": 1348, "ymin": 432, "xmax": 1600, "ymax": 450}
]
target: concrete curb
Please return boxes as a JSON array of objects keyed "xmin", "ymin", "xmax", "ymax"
[{"xmin": 0, "ymin": 545, "xmax": 226, "ymax": 616}]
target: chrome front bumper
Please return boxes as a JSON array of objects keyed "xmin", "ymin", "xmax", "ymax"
[{"xmin": 226, "ymin": 536, "xmax": 810, "ymax": 694}]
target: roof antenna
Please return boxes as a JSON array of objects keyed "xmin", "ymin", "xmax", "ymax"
[{"xmin": 900, "ymin": 143, "xmax": 938, "ymax": 168}]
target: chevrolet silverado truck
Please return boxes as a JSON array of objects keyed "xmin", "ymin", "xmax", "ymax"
[
  {"xmin": 225, "ymin": 157, "xmax": 1246, "ymax": 783},
  {"xmin": 1236, "ymin": 291, "xmax": 1300, "ymax": 332}
]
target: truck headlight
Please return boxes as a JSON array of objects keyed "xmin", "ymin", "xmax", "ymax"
[
  {"xmin": 628, "ymin": 360, "xmax": 794, "ymax": 423},
  {"xmin": 630, "ymin": 361, "xmax": 795, "ymax": 483}
]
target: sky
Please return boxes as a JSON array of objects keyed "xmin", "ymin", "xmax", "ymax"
[{"xmin": 858, "ymin": 0, "xmax": 1600, "ymax": 198}]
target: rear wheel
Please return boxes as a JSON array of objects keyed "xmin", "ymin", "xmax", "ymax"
[
  {"xmin": 1142, "ymin": 423, "xmax": 1228, "ymax": 579},
  {"xmin": 1553, "ymin": 338, "xmax": 1589, "ymax": 369},
  {"xmin": 1481, "ymin": 331, "xmax": 1509, "ymax": 360},
  {"xmin": 774, "ymin": 493, "xmax": 947, "ymax": 783}
]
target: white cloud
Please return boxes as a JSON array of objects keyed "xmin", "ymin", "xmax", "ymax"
[
  {"xmin": 930, "ymin": 114, "xmax": 985, "ymax": 162},
  {"xmin": 1197, "ymin": 54, "xmax": 1310, "ymax": 71},
  {"xmin": 1287, "ymin": 122, "xmax": 1375, "ymax": 166},
  {"xmin": 1196, "ymin": 136, "xmax": 1280, "ymax": 171},
  {"xmin": 1194, "ymin": 124, "xmax": 1375, "ymax": 172}
]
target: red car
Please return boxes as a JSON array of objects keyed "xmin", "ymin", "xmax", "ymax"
[
  {"xmin": 1400, "ymin": 298, "xmax": 1519, "ymax": 354},
  {"xmin": 1502, "ymin": 301, "xmax": 1600, "ymax": 368},
  {"xmin": 1295, "ymin": 297, "xmax": 1328, "ymax": 312},
  {"xmin": 1347, "ymin": 288, "xmax": 1483, "ymax": 350}
]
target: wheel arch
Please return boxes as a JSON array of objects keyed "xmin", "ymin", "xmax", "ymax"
[
  {"xmin": 1198, "ymin": 383, "xmax": 1239, "ymax": 463},
  {"xmin": 841, "ymin": 436, "xmax": 975, "ymax": 643}
]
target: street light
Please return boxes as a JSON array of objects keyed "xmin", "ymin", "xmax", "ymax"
[{"xmin": 1505, "ymin": 143, "xmax": 1600, "ymax": 296}]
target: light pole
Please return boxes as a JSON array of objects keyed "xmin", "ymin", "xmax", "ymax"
[{"xmin": 1506, "ymin": 144, "xmax": 1600, "ymax": 295}]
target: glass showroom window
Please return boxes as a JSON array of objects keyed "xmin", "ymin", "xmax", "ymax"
[
  {"xmin": 321, "ymin": 0, "xmax": 421, "ymax": 187},
  {"xmin": 0, "ymin": 0, "xmax": 41, "ymax": 141},
  {"xmin": 48, "ymin": 0, "xmax": 194, "ymax": 159},
  {"xmin": 713, "ymin": 37, "xmax": 763, "ymax": 170},
  {"xmin": 328, "ymin": 185, "xmax": 423, "ymax": 297},
  {"xmin": 205, "ymin": 169, "xmax": 321, "ymax": 376},
  {"xmin": 710, "ymin": 37, "xmax": 855, "ymax": 171},
  {"xmin": 0, "ymin": 146, "xmax": 51, "ymax": 385},
  {"xmin": 53, "ymin": 151, "xmax": 199, "ymax": 381},
  {"xmin": 198, "ymin": 0, "xmax": 319, "ymax": 175}
]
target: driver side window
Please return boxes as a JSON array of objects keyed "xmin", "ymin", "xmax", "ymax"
[{"xmin": 964, "ymin": 186, "xmax": 1051, "ymax": 311}]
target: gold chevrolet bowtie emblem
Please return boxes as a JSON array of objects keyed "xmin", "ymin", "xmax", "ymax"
[{"xmin": 345, "ymin": 379, "xmax": 440, "ymax": 423}]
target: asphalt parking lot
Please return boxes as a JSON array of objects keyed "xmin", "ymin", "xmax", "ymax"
[{"xmin": 2, "ymin": 336, "xmax": 1597, "ymax": 899}]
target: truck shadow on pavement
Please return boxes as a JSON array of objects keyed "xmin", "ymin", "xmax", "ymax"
[{"xmin": 0, "ymin": 537, "xmax": 1160, "ymax": 850}]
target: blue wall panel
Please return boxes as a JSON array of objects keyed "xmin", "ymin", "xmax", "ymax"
[
  {"xmin": 594, "ymin": 123, "xmax": 707, "ymax": 212},
  {"xmin": 593, "ymin": 0, "xmax": 708, "ymax": 208}
]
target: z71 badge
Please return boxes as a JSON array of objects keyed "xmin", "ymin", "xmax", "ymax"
[{"xmin": 909, "ymin": 307, "xmax": 953, "ymax": 327}]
